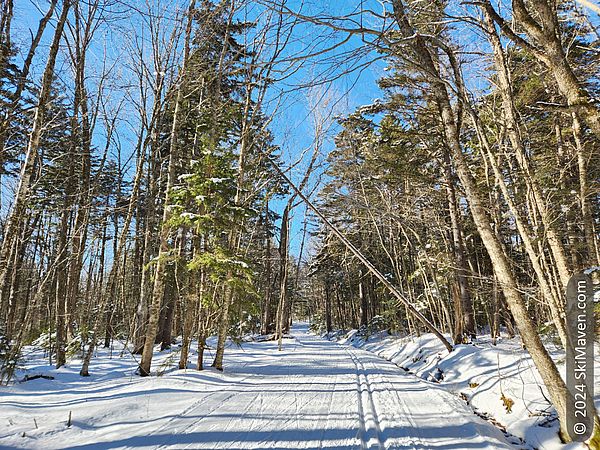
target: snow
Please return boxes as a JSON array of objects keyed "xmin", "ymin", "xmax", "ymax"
[
  {"xmin": 180, "ymin": 212, "xmax": 199, "ymax": 220},
  {"xmin": 339, "ymin": 329, "xmax": 600, "ymax": 450},
  {"xmin": 0, "ymin": 324, "xmax": 515, "ymax": 449},
  {"xmin": 226, "ymin": 258, "xmax": 249, "ymax": 269}
]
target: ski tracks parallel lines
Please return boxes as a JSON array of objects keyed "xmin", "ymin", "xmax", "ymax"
[
  {"xmin": 345, "ymin": 347, "xmax": 385, "ymax": 450},
  {"xmin": 360, "ymin": 355, "xmax": 423, "ymax": 449}
]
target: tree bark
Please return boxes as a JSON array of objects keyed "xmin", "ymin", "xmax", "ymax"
[
  {"xmin": 443, "ymin": 151, "xmax": 475, "ymax": 343},
  {"xmin": 482, "ymin": 8, "xmax": 572, "ymax": 290},
  {"xmin": 571, "ymin": 113, "xmax": 599, "ymax": 267}
]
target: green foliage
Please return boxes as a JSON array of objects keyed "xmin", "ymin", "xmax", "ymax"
[
  {"xmin": 0, "ymin": 329, "xmax": 21, "ymax": 383},
  {"xmin": 31, "ymin": 328, "xmax": 94, "ymax": 360},
  {"xmin": 66, "ymin": 327, "xmax": 98, "ymax": 358},
  {"xmin": 31, "ymin": 79, "xmax": 74, "ymax": 212},
  {"xmin": 0, "ymin": 40, "xmax": 30, "ymax": 178},
  {"xmin": 188, "ymin": 248, "xmax": 252, "ymax": 285}
]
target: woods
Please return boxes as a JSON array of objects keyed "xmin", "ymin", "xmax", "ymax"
[{"xmin": 0, "ymin": 0, "xmax": 599, "ymax": 446}]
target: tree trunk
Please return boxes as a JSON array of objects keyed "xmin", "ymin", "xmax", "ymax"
[
  {"xmin": 324, "ymin": 282, "xmax": 332, "ymax": 334},
  {"xmin": 276, "ymin": 204, "xmax": 290, "ymax": 349},
  {"xmin": 158, "ymin": 266, "xmax": 176, "ymax": 351},
  {"xmin": 211, "ymin": 283, "xmax": 232, "ymax": 371},
  {"xmin": 260, "ymin": 202, "xmax": 274, "ymax": 335},
  {"xmin": 443, "ymin": 151, "xmax": 475, "ymax": 343},
  {"xmin": 485, "ymin": 0, "xmax": 600, "ymax": 139},
  {"xmin": 54, "ymin": 204, "xmax": 70, "ymax": 368},
  {"xmin": 358, "ymin": 268, "xmax": 368, "ymax": 328},
  {"xmin": 572, "ymin": 113, "xmax": 599, "ymax": 267}
]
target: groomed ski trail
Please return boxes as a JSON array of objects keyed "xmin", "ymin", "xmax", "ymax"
[
  {"xmin": 132, "ymin": 324, "xmax": 513, "ymax": 450},
  {"xmin": 0, "ymin": 324, "xmax": 516, "ymax": 450}
]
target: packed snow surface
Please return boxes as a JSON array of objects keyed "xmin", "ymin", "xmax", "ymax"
[
  {"xmin": 0, "ymin": 324, "xmax": 514, "ymax": 449},
  {"xmin": 339, "ymin": 329, "xmax": 600, "ymax": 450}
]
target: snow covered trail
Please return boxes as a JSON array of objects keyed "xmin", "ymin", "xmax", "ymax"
[{"xmin": 0, "ymin": 324, "xmax": 514, "ymax": 449}]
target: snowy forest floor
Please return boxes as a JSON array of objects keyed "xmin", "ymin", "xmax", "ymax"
[{"xmin": 0, "ymin": 324, "xmax": 595, "ymax": 450}]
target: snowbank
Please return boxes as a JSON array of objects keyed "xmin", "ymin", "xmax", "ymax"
[{"xmin": 337, "ymin": 329, "xmax": 599, "ymax": 450}]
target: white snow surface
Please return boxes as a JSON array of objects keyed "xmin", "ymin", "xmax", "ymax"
[
  {"xmin": 0, "ymin": 324, "xmax": 515, "ymax": 449},
  {"xmin": 339, "ymin": 329, "xmax": 600, "ymax": 450}
]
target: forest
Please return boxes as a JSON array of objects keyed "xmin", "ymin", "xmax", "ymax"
[{"xmin": 0, "ymin": 0, "xmax": 599, "ymax": 449}]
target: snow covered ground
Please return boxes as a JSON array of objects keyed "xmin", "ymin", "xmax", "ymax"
[
  {"xmin": 338, "ymin": 328, "xmax": 600, "ymax": 450},
  {"xmin": 0, "ymin": 324, "xmax": 517, "ymax": 449}
]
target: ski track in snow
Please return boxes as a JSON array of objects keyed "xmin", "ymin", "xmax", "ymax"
[{"xmin": 0, "ymin": 324, "xmax": 515, "ymax": 449}]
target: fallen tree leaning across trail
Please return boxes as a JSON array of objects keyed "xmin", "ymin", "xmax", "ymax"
[{"xmin": 263, "ymin": 153, "xmax": 454, "ymax": 353}]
